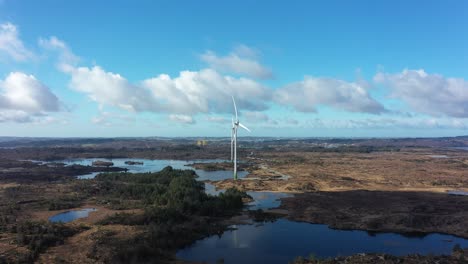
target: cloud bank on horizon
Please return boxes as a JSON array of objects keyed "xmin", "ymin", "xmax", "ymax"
[{"xmin": 0, "ymin": 9, "xmax": 467, "ymax": 137}]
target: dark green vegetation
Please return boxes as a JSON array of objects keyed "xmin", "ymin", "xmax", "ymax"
[
  {"xmin": 79, "ymin": 166, "xmax": 249, "ymax": 263},
  {"xmin": 46, "ymin": 194, "xmax": 85, "ymax": 211},
  {"xmin": 0, "ymin": 200, "xmax": 87, "ymax": 263},
  {"xmin": 0, "ymin": 159, "xmax": 126, "ymax": 183},
  {"xmin": 190, "ymin": 161, "xmax": 248, "ymax": 172},
  {"xmin": 289, "ymin": 245, "xmax": 468, "ymax": 264},
  {"xmin": 0, "ymin": 166, "xmax": 249, "ymax": 263},
  {"xmin": 9, "ymin": 222, "xmax": 86, "ymax": 263}
]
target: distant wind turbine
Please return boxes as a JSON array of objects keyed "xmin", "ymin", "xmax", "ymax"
[{"xmin": 231, "ymin": 96, "xmax": 251, "ymax": 180}]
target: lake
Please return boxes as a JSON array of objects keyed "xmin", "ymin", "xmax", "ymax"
[
  {"xmin": 60, "ymin": 158, "xmax": 248, "ymax": 180},
  {"xmin": 177, "ymin": 219, "xmax": 468, "ymax": 264}
]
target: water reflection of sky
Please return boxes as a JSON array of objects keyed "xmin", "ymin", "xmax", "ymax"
[
  {"xmin": 50, "ymin": 158, "xmax": 468, "ymax": 262},
  {"xmin": 177, "ymin": 219, "xmax": 468, "ymax": 264},
  {"xmin": 447, "ymin": 190, "xmax": 468, "ymax": 196},
  {"xmin": 63, "ymin": 158, "xmax": 248, "ymax": 181},
  {"xmin": 246, "ymin": 192, "xmax": 292, "ymax": 210},
  {"xmin": 49, "ymin": 208, "xmax": 97, "ymax": 223}
]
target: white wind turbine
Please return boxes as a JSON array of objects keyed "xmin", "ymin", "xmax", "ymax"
[{"xmin": 230, "ymin": 96, "xmax": 251, "ymax": 180}]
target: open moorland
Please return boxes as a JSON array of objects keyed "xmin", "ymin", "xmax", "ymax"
[{"xmin": 0, "ymin": 136, "xmax": 467, "ymax": 263}]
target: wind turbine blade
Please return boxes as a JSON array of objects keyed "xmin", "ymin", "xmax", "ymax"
[
  {"xmin": 238, "ymin": 123, "xmax": 251, "ymax": 132},
  {"xmin": 231, "ymin": 96, "xmax": 238, "ymax": 121}
]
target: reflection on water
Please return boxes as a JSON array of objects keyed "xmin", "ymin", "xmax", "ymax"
[
  {"xmin": 54, "ymin": 158, "xmax": 468, "ymax": 262},
  {"xmin": 205, "ymin": 183, "xmax": 223, "ymax": 196},
  {"xmin": 177, "ymin": 219, "xmax": 468, "ymax": 264},
  {"xmin": 77, "ymin": 172, "xmax": 99, "ymax": 179},
  {"xmin": 451, "ymin": 147, "xmax": 468, "ymax": 151},
  {"xmin": 246, "ymin": 192, "xmax": 292, "ymax": 210},
  {"xmin": 448, "ymin": 190, "xmax": 468, "ymax": 196},
  {"xmin": 428, "ymin": 155, "xmax": 448, "ymax": 158},
  {"xmin": 204, "ymin": 184, "xmax": 292, "ymax": 210},
  {"xmin": 49, "ymin": 208, "xmax": 97, "ymax": 223},
  {"xmin": 67, "ymin": 158, "xmax": 248, "ymax": 181}
]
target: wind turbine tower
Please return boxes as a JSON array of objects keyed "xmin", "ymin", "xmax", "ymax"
[{"xmin": 230, "ymin": 96, "xmax": 251, "ymax": 180}]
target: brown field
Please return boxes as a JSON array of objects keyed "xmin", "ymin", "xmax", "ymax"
[
  {"xmin": 214, "ymin": 148, "xmax": 468, "ymax": 193},
  {"xmin": 0, "ymin": 138, "xmax": 467, "ymax": 263}
]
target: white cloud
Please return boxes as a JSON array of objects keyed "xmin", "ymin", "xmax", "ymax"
[
  {"xmin": 274, "ymin": 76, "xmax": 385, "ymax": 114},
  {"xmin": 200, "ymin": 44, "xmax": 273, "ymax": 79},
  {"xmin": 0, "ymin": 72, "xmax": 61, "ymax": 123},
  {"xmin": 142, "ymin": 68, "xmax": 271, "ymax": 114},
  {"xmin": 33, "ymin": 116, "xmax": 69, "ymax": 125},
  {"xmin": 39, "ymin": 36, "xmax": 79, "ymax": 72},
  {"xmin": 375, "ymin": 69, "xmax": 468, "ymax": 118},
  {"xmin": 68, "ymin": 66, "xmax": 155, "ymax": 112},
  {"xmin": 0, "ymin": 110, "xmax": 33, "ymax": 123},
  {"xmin": 169, "ymin": 114, "xmax": 194, "ymax": 124},
  {"xmin": 243, "ymin": 111, "xmax": 270, "ymax": 122},
  {"xmin": 306, "ymin": 117, "xmax": 467, "ymax": 130},
  {"xmin": 241, "ymin": 111, "xmax": 282, "ymax": 127},
  {"xmin": 66, "ymin": 65, "xmax": 271, "ymax": 117},
  {"xmin": 91, "ymin": 111, "xmax": 135, "ymax": 126},
  {"xmin": 0, "ymin": 22, "xmax": 35, "ymax": 62}
]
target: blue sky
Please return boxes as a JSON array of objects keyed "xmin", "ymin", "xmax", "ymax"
[{"xmin": 0, "ymin": 0, "xmax": 467, "ymax": 137}]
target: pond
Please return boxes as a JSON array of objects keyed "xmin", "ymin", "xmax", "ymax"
[
  {"xmin": 428, "ymin": 155, "xmax": 448, "ymax": 158},
  {"xmin": 177, "ymin": 219, "xmax": 468, "ymax": 264},
  {"xmin": 49, "ymin": 208, "xmax": 97, "ymax": 223},
  {"xmin": 448, "ymin": 190, "xmax": 468, "ymax": 196}
]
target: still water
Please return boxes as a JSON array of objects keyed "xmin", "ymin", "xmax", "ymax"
[
  {"xmin": 62, "ymin": 158, "xmax": 248, "ymax": 180},
  {"xmin": 49, "ymin": 158, "xmax": 468, "ymax": 261},
  {"xmin": 177, "ymin": 219, "xmax": 468, "ymax": 264},
  {"xmin": 49, "ymin": 208, "xmax": 97, "ymax": 223},
  {"xmin": 246, "ymin": 192, "xmax": 292, "ymax": 210}
]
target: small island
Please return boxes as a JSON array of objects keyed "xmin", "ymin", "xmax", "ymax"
[
  {"xmin": 92, "ymin": 160, "xmax": 114, "ymax": 167},
  {"xmin": 188, "ymin": 162, "xmax": 246, "ymax": 171}
]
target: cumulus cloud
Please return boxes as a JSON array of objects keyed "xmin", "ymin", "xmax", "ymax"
[
  {"xmin": 142, "ymin": 68, "xmax": 271, "ymax": 113},
  {"xmin": 0, "ymin": 22, "xmax": 35, "ymax": 62},
  {"xmin": 39, "ymin": 36, "xmax": 79, "ymax": 72},
  {"xmin": 68, "ymin": 66, "xmax": 156, "ymax": 112},
  {"xmin": 0, "ymin": 72, "xmax": 60, "ymax": 112},
  {"xmin": 0, "ymin": 110, "xmax": 33, "ymax": 123},
  {"xmin": 200, "ymin": 44, "xmax": 273, "ymax": 79},
  {"xmin": 0, "ymin": 72, "xmax": 62, "ymax": 123},
  {"xmin": 169, "ymin": 114, "xmax": 195, "ymax": 124},
  {"xmin": 66, "ymin": 65, "xmax": 271, "ymax": 116},
  {"xmin": 375, "ymin": 69, "xmax": 468, "ymax": 118},
  {"xmin": 274, "ymin": 76, "xmax": 385, "ymax": 114}
]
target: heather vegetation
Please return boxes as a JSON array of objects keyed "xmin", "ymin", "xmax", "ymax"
[{"xmin": 0, "ymin": 166, "xmax": 249, "ymax": 263}]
